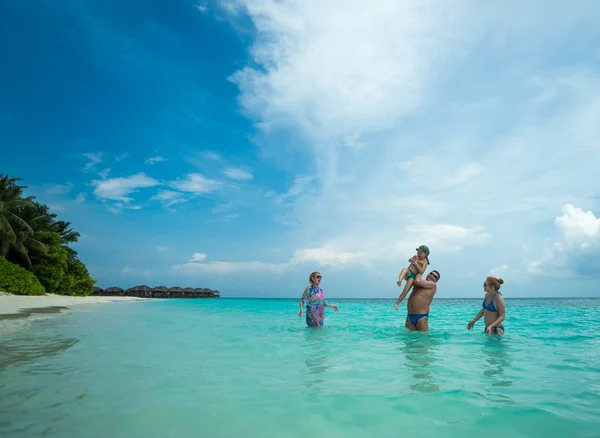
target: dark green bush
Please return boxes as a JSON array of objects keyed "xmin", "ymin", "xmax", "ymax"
[
  {"xmin": 0, "ymin": 256, "xmax": 46, "ymax": 295},
  {"xmin": 32, "ymin": 233, "xmax": 68, "ymax": 294},
  {"xmin": 59, "ymin": 260, "xmax": 96, "ymax": 296}
]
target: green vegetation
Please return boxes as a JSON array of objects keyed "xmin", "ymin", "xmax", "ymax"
[
  {"xmin": 0, "ymin": 174, "xmax": 96, "ymax": 295},
  {"xmin": 0, "ymin": 256, "xmax": 45, "ymax": 295}
]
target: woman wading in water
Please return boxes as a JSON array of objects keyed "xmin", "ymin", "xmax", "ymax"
[
  {"xmin": 298, "ymin": 271, "xmax": 339, "ymax": 327},
  {"xmin": 467, "ymin": 276, "xmax": 506, "ymax": 335}
]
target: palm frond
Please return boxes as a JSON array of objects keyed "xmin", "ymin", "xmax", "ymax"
[{"xmin": 24, "ymin": 237, "xmax": 48, "ymax": 255}]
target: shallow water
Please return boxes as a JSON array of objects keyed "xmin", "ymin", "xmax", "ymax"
[{"xmin": 1, "ymin": 298, "xmax": 599, "ymax": 437}]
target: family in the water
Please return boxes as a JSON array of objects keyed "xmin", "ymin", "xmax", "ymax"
[{"xmin": 298, "ymin": 244, "xmax": 506, "ymax": 336}]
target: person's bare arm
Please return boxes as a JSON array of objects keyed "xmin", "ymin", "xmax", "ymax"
[
  {"xmin": 467, "ymin": 309, "xmax": 484, "ymax": 330},
  {"xmin": 414, "ymin": 260, "xmax": 428, "ymax": 274},
  {"xmin": 298, "ymin": 287, "xmax": 309, "ymax": 317},
  {"xmin": 413, "ymin": 273, "xmax": 435, "ymax": 289}
]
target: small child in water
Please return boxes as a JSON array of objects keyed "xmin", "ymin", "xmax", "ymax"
[{"xmin": 396, "ymin": 244, "xmax": 430, "ymax": 291}]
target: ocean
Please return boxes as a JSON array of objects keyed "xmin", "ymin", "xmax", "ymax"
[{"xmin": 1, "ymin": 297, "xmax": 599, "ymax": 438}]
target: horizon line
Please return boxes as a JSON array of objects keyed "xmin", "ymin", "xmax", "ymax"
[{"xmin": 220, "ymin": 296, "xmax": 600, "ymax": 300}]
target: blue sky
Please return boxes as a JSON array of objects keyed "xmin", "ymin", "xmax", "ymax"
[{"xmin": 2, "ymin": 0, "xmax": 600, "ymax": 298}]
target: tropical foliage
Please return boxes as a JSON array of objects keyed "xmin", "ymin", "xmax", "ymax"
[
  {"xmin": 0, "ymin": 174, "xmax": 95, "ymax": 295},
  {"xmin": 0, "ymin": 256, "xmax": 45, "ymax": 295}
]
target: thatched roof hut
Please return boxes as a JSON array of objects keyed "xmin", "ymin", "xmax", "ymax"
[
  {"xmin": 105, "ymin": 286, "xmax": 124, "ymax": 296},
  {"xmin": 179, "ymin": 287, "xmax": 192, "ymax": 298},
  {"xmin": 126, "ymin": 285, "xmax": 152, "ymax": 297},
  {"xmin": 151, "ymin": 286, "xmax": 169, "ymax": 298},
  {"xmin": 89, "ymin": 284, "xmax": 219, "ymax": 298},
  {"xmin": 169, "ymin": 286, "xmax": 183, "ymax": 298}
]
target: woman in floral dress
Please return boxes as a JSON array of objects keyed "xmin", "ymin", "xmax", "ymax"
[{"xmin": 298, "ymin": 271, "xmax": 339, "ymax": 327}]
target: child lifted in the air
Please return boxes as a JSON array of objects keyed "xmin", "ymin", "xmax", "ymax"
[{"xmin": 395, "ymin": 245, "xmax": 430, "ymax": 305}]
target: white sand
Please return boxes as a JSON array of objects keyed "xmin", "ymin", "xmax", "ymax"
[{"xmin": 0, "ymin": 292, "xmax": 147, "ymax": 317}]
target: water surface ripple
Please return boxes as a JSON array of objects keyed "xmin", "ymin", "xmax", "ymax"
[{"xmin": 1, "ymin": 298, "xmax": 599, "ymax": 437}]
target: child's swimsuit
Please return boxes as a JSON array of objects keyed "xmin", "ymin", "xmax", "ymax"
[
  {"xmin": 407, "ymin": 270, "xmax": 417, "ymax": 280},
  {"xmin": 302, "ymin": 286, "xmax": 327, "ymax": 327},
  {"xmin": 483, "ymin": 295, "xmax": 504, "ymax": 333}
]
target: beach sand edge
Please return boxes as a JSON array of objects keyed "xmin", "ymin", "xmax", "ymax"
[{"xmin": 0, "ymin": 292, "xmax": 148, "ymax": 321}]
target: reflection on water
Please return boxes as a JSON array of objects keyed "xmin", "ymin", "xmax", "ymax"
[
  {"xmin": 0, "ymin": 306, "xmax": 69, "ymax": 321},
  {"xmin": 301, "ymin": 327, "xmax": 332, "ymax": 392},
  {"xmin": 398, "ymin": 334, "xmax": 441, "ymax": 393},
  {"xmin": 0, "ymin": 329, "xmax": 78, "ymax": 372},
  {"xmin": 481, "ymin": 337, "xmax": 513, "ymax": 387},
  {"xmin": 475, "ymin": 337, "xmax": 515, "ymax": 405},
  {"xmin": 0, "ymin": 322, "xmax": 79, "ymax": 437}
]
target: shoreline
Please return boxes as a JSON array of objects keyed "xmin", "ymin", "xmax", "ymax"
[{"xmin": 0, "ymin": 292, "xmax": 148, "ymax": 322}]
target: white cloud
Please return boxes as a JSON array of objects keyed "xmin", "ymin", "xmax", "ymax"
[
  {"xmin": 189, "ymin": 252, "xmax": 208, "ymax": 262},
  {"xmin": 228, "ymin": 0, "xmax": 475, "ymax": 138},
  {"xmin": 212, "ymin": 202, "xmax": 237, "ymax": 215},
  {"xmin": 222, "ymin": 167, "xmax": 253, "ymax": 181},
  {"xmin": 202, "ymin": 151, "xmax": 222, "ymax": 161},
  {"xmin": 490, "ymin": 264, "xmax": 509, "ymax": 278},
  {"xmin": 156, "ymin": 245, "xmax": 168, "ymax": 252},
  {"xmin": 115, "ymin": 152, "xmax": 130, "ymax": 161},
  {"xmin": 444, "ymin": 163, "xmax": 483, "ymax": 187},
  {"xmin": 195, "ymin": 4, "xmax": 208, "ymax": 13},
  {"xmin": 75, "ymin": 193, "xmax": 87, "ymax": 203},
  {"xmin": 290, "ymin": 245, "xmax": 366, "ymax": 266},
  {"xmin": 150, "ymin": 190, "xmax": 188, "ymax": 208},
  {"xmin": 275, "ymin": 175, "xmax": 315, "ymax": 206},
  {"xmin": 145, "ymin": 156, "xmax": 167, "ymax": 164},
  {"xmin": 168, "ymin": 173, "xmax": 220, "ymax": 195},
  {"xmin": 223, "ymin": 0, "xmax": 600, "ymax": 295},
  {"xmin": 82, "ymin": 152, "xmax": 103, "ymax": 172},
  {"xmin": 343, "ymin": 134, "xmax": 364, "ymax": 150},
  {"xmin": 172, "ymin": 245, "xmax": 364, "ymax": 277},
  {"xmin": 99, "ymin": 168, "xmax": 110, "ymax": 179},
  {"xmin": 173, "ymin": 260, "xmax": 287, "ymax": 275},
  {"xmin": 92, "ymin": 173, "xmax": 160, "ymax": 203},
  {"xmin": 105, "ymin": 202, "xmax": 144, "ymax": 215},
  {"xmin": 554, "ymin": 204, "xmax": 600, "ymax": 247},
  {"xmin": 396, "ymin": 224, "xmax": 489, "ymax": 255},
  {"xmin": 529, "ymin": 205, "xmax": 600, "ymax": 277},
  {"xmin": 168, "ymin": 222, "xmax": 483, "ymax": 285},
  {"xmin": 45, "ymin": 183, "xmax": 74, "ymax": 195},
  {"xmin": 121, "ymin": 266, "xmax": 132, "ymax": 274}
]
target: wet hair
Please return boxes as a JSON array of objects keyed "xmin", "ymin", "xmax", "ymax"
[
  {"xmin": 486, "ymin": 276, "xmax": 504, "ymax": 291},
  {"xmin": 309, "ymin": 271, "xmax": 321, "ymax": 286}
]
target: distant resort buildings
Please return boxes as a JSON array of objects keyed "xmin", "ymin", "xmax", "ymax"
[{"xmin": 93, "ymin": 285, "xmax": 220, "ymax": 298}]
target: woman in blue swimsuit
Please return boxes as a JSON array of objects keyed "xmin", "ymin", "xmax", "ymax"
[{"xmin": 467, "ymin": 276, "xmax": 506, "ymax": 335}]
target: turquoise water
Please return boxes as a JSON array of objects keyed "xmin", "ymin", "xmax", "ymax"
[{"xmin": 1, "ymin": 298, "xmax": 600, "ymax": 438}]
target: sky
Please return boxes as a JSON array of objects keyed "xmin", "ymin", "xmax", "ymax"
[{"xmin": 1, "ymin": 0, "xmax": 600, "ymax": 298}]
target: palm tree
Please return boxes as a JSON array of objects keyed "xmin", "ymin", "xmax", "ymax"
[
  {"xmin": 19, "ymin": 201, "xmax": 80, "ymax": 263},
  {"xmin": 0, "ymin": 175, "xmax": 49, "ymax": 268},
  {"xmin": 49, "ymin": 219, "xmax": 80, "ymax": 261}
]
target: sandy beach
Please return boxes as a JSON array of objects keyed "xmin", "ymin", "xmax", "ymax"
[{"xmin": 0, "ymin": 292, "xmax": 147, "ymax": 320}]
